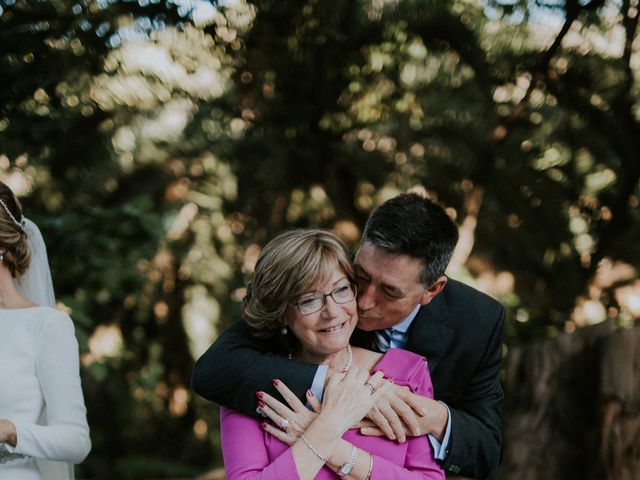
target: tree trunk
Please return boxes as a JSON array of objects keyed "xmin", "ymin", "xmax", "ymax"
[{"xmin": 495, "ymin": 320, "xmax": 640, "ymax": 480}]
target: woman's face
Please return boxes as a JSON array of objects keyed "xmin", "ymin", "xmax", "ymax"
[{"xmin": 285, "ymin": 267, "xmax": 357, "ymax": 361}]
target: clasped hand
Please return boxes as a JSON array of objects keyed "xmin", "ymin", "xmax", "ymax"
[
  {"xmin": 356, "ymin": 384, "xmax": 451, "ymax": 443},
  {"xmin": 0, "ymin": 419, "xmax": 17, "ymax": 447},
  {"xmin": 356, "ymin": 383, "xmax": 427, "ymax": 442},
  {"xmin": 259, "ymin": 367, "xmax": 390, "ymax": 445}
]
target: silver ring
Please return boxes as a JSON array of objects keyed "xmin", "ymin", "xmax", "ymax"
[
  {"xmin": 364, "ymin": 382, "xmax": 375, "ymax": 395},
  {"xmin": 279, "ymin": 418, "xmax": 290, "ymax": 430}
]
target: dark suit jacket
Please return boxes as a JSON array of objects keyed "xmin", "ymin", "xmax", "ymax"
[{"xmin": 192, "ymin": 278, "xmax": 504, "ymax": 479}]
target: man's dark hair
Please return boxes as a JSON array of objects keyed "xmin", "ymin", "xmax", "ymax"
[{"xmin": 361, "ymin": 193, "xmax": 459, "ymax": 286}]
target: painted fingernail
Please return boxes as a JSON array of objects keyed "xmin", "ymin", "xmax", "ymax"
[
  {"xmin": 306, "ymin": 389, "xmax": 314, "ymax": 397},
  {"xmin": 258, "ymin": 400, "xmax": 265, "ymax": 409},
  {"xmin": 261, "ymin": 422, "xmax": 268, "ymax": 429},
  {"xmin": 272, "ymin": 379, "xmax": 280, "ymax": 386},
  {"xmin": 256, "ymin": 391, "xmax": 264, "ymax": 399}
]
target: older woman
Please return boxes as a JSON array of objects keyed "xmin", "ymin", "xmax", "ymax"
[
  {"xmin": 220, "ymin": 229, "xmax": 443, "ymax": 480},
  {"xmin": 0, "ymin": 181, "xmax": 90, "ymax": 479}
]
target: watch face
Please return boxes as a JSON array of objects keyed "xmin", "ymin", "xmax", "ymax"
[
  {"xmin": 339, "ymin": 445, "xmax": 358, "ymax": 476},
  {"xmin": 339, "ymin": 461, "xmax": 354, "ymax": 475}
]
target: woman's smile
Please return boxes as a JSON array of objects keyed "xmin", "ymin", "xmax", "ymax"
[{"xmin": 318, "ymin": 321, "xmax": 348, "ymax": 333}]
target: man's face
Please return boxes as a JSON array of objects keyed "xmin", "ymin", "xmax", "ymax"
[{"xmin": 353, "ymin": 242, "xmax": 442, "ymax": 331}]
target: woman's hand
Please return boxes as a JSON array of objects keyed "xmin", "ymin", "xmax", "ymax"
[
  {"xmin": 258, "ymin": 380, "xmax": 322, "ymax": 446},
  {"xmin": 259, "ymin": 368, "xmax": 392, "ymax": 446},
  {"xmin": 319, "ymin": 368, "xmax": 391, "ymax": 437},
  {"xmin": 0, "ymin": 419, "xmax": 17, "ymax": 447}
]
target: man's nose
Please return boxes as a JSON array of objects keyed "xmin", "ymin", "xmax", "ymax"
[{"xmin": 357, "ymin": 284, "xmax": 376, "ymax": 311}]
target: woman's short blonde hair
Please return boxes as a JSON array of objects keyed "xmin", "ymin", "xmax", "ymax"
[
  {"xmin": 242, "ymin": 229, "xmax": 354, "ymax": 339},
  {"xmin": 0, "ymin": 182, "xmax": 30, "ymax": 278}
]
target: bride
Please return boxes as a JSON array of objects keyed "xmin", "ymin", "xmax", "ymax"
[{"xmin": 0, "ymin": 181, "xmax": 91, "ymax": 480}]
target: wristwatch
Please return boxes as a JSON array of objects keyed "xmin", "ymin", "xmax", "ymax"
[{"xmin": 338, "ymin": 445, "xmax": 358, "ymax": 477}]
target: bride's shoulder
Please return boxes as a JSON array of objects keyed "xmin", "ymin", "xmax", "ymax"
[
  {"xmin": 18, "ymin": 306, "xmax": 74, "ymax": 330},
  {"xmin": 40, "ymin": 307, "xmax": 73, "ymax": 325},
  {"xmin": 34, "ymin": 309, "xmax": 78, "ymax": 345},
  {"xmin": 2, "ymin": 306, "xmax": 73, "ymax": 336}
]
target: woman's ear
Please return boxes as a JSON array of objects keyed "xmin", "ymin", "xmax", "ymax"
[{"xmin": 280, "ymin": 312, "xmax": 291, "ymax": 334}]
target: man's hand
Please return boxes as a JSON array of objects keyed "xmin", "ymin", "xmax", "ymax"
[{"xmin": 356, "ymin": 384, "xmax": 448, "ymax": 443}]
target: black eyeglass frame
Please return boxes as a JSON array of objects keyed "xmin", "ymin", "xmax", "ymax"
[{"xmin": 291, "ymin": 283, "xmax": 358, "ymax": 315}]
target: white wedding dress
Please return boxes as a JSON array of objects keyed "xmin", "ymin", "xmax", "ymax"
[{"xmin": 0, "ymin": 307, "xmax": 91, "ymax": 479}]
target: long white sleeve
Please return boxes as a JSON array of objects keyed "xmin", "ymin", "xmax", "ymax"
[{"xmin": 4, "ymin": 309, "xmax": 91, "ymax": 463}]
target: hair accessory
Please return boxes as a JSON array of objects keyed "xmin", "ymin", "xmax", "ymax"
[
  {"xmin": 0, "ymin": 198, "xmax": 26, "ymax": 231},
  {"xmin": 300, "ymin": 434, "xmax": 328, "ymax": 463}
]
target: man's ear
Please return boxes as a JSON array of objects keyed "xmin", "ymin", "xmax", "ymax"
[{"xmin": 418, "ymin": 276, "xmax": 447, "ymax": 306}]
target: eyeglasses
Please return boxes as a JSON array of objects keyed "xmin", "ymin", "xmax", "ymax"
[{"xmin": 292, "ymin": 283, "xmax": 357, "ymax": 315}]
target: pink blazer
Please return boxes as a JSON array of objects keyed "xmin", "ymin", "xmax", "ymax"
[{"xmin": 221, "ymin": 349, "xmax": 445, "ymax": 479}]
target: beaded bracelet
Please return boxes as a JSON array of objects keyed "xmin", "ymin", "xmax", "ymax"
[
  {"xmin": 300, "ymin": 434, "xmax": 327, "ymax": 463},
  {"xmin": 0, "ymin": 443, "xmax": 27, "ymax": 464},
  {"xmin": 365, "ymin": 452, "xmax": 374, "ymax": 480}
]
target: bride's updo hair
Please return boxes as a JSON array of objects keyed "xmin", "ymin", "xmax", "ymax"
[{"xmin": 0, "ymin": 182, "xmax": 31, "ymax": 278}]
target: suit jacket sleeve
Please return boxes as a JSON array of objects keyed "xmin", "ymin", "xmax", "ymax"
[
  {"xmin": 441, "ymin": 306, "xmax": 504, "ymax": 478},
  {"xmin": 191, "ymin": 320, "xmax": 319, "ymax": 416}
]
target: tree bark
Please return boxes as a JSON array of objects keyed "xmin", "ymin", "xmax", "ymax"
[{"xmin": 495, "ymin": 320, "xmax": 640, "ymax": 480}]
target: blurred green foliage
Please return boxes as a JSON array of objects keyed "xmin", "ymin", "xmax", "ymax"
[{"xmin": 1, "ymin": 0, "xmax": 639, "ymax": 477}]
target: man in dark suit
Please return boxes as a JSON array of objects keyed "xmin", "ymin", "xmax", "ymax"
[{"xmin": 192, "ymin": 193, "xmax": 504, "ymax": 479}]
